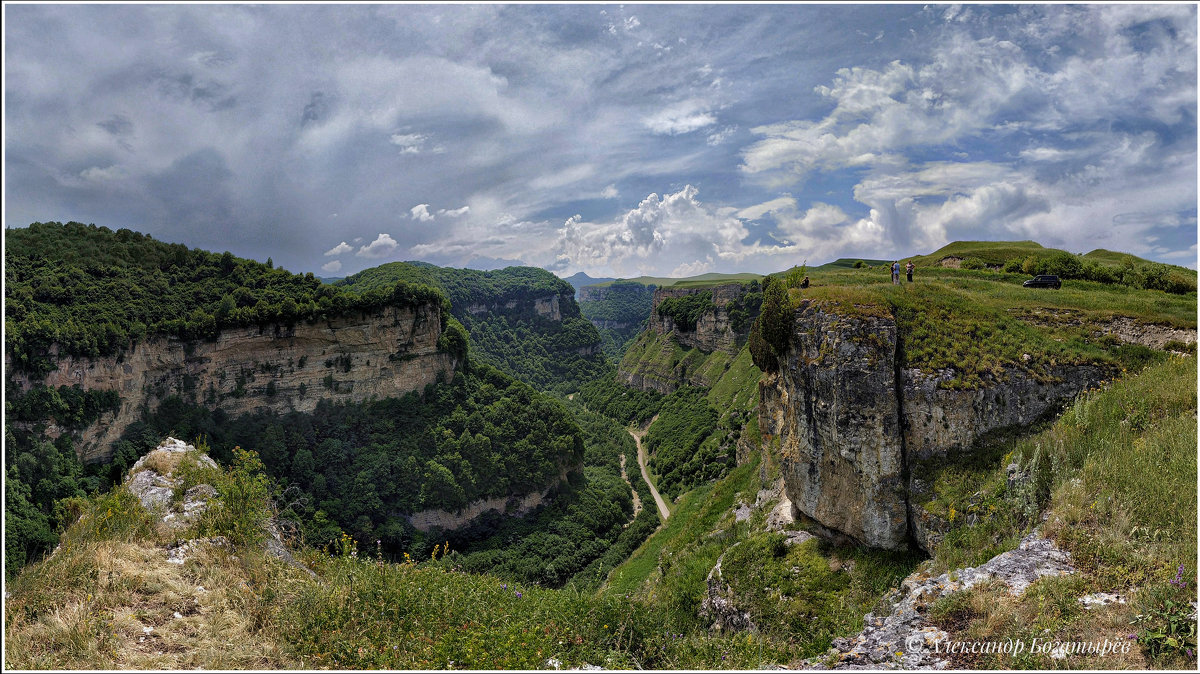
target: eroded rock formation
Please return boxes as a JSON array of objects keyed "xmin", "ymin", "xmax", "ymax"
[
  {"xmin": 649, "ymin": 284, "xmax": 754, "ymax": 355},
  {"xmin": 758, "ymin": 300, "xmax": 1110, "ymax": 551},
  {"xmin": 9, "ymin": 303, "xmax": 457, "ymax": 463}
]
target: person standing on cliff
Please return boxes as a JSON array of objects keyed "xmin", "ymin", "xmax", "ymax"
[
  {"xmin": 891, "ymin": 261, "xmax": 900, "ymax": 285},
  {"xmin": 906, "ymin": 261, "xmax": 914, "ymax": 283}
]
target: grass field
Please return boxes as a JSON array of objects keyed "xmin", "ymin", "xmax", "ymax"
[{"xmin": 770, "ymin": 263, "xmax": 1194, "ymax": 388}]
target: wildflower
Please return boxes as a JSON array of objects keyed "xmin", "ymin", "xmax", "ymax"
[
  {"xmin": 1127, "ymin": 633, "xmax": 1138, "ymax": 640},
  {"xmin": 1169, "ymin": 564, "xmax": 1189, "ymax": 589},
  {"xmin": 515, "ymin": 591, "xmax": 522, "ymax": 598}
]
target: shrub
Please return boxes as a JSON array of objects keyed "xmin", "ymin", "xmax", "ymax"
[{"xmin": 199, "ymin": 446, "xmax": 273, "ymax": 548}]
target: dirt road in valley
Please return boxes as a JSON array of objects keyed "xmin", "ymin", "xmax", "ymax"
[{"xmin": 628, "ymin": 415, "xmax": 669, "ymax": 520}]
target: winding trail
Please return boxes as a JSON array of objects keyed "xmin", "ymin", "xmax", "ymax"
[
  {"xmin": 629, "ymin": 415, "xmax": 670, "ymax": 520},
  {"xmin": 619, "ymin": 453, "xmax": 642, "ymax": 518}
]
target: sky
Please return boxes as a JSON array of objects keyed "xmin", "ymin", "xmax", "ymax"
[{"xmin": 4, "ymin": 3, "xmax": 1197, "ymax": 278}]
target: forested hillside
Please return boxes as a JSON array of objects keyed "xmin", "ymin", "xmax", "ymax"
[
  {"xmin": 577, "ymin": 280, "xmax": 655, "ymax": 359},
  {"xmin": 104, "ymin": 358, "xmax": 584, "ymax": 559},
  {"xmin": 6, "ymin": 222, "xmax": 445, "ymax": 377},
  {"xmin": 338, "ymin": 262, "xmax": 607, "ymax": 392}
]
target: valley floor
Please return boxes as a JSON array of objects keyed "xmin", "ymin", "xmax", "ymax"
[{"xmin": 629, "ymin": 415, "xmax": 670, "ymax": 521}]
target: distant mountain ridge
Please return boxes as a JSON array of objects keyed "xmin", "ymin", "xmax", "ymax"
[{"xmin": 563, "ymin": 271, "xmax": 616, "ymax": 295}]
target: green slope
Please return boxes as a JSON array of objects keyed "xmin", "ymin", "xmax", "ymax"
[{"xmin": 339, "ymin": 262, "xmax": 608, "ymax": 393}]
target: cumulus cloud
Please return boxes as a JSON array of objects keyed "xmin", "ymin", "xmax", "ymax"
[
  {"xmin": 410, "ymin": 204, "xmax": 434, "ymax": 222},
  {"xmin": 557, "ymin": 185, "xmax": 749, "ymax": 276},
  {"xmin": 437, "ymin": 206, "xmax": 470, "ymax": 217},
  {"xmin": 601, "ymin": 184, "xmax": 619, "ymax": 199},
  {"xmin": 356, "ymin": 233, "xmax": 399, "ymax": 258},
  {"xmin": 324, "ymin": 241, "xmax": 352, "ymax": 256},
  {"xmin": 321, "ymin": 260, "xmax": 342, "ymax": 273}
]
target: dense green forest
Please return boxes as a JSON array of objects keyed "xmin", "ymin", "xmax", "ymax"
[
  {"xmin": 656, "ymin": 290, "xmax": 714, "ymax": 332},
  {"xmin": 576, "ymin": 373, "xmax": 664, "ymax": 425},
  {"xmin": 4, "ymin": 429, "xmax": 87, "ymax": 571},
  {"xmin": 6, "ymin": 222, "xmax": 447, "ymax": 377},
  {"xmin": 3, "ymin": 222, "xmax": 456, "ymax": 575},
  {"xmin": 338, "ymin": 262, "xmax": 607, "ymax": 392},
  {"xmin": 448, "ymin": 399, "xmax": 660, "ymax": 588},
  {"xmin": 577, "ymin": 281, "xmax": 655, "ymax": 359},
  {"xmin": 104, "ymin": 359, "xmax": 582, "ymax": 558},
  {"xmin": 643, "ymin": 386, "xmax": 733, "ymax": 499}
]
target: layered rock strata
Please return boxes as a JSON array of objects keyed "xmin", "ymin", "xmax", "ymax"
[
  {"xmin": 649, "ymin": 283, "xmax": 754, "ymax": 354},
  {"xmin": 10, "ymin": 303, "xmax": 457, "ymax": 463},
  {"xmin": 759, "ymin": 300, "xmax": 1110, "ymax": 551}
]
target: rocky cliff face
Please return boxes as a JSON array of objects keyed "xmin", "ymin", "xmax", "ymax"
[
  {"xmin": 757, "ymin": 303, "xmax": 909, "ymax": 550},
  {"xmin": 759, "ymin": 300, "xmax": 1110, "ymax": 552},
  {"xmin": 616, "ymin": 283, "xmax": 757, "ymax": 394},
  {"xmin": 576, "ymin": 285, "xmax": 609, "ymax": 303},
  {"xmin": 465, "ymin": 292, "xmax": 563, "ymax": 321},
  {"xmin": 650, "ymin": 284, "xmax": 751, "ymax": 355},
  {"xmin": 9, "ymin": 303, "xmax": 457, "ymax": 463}
]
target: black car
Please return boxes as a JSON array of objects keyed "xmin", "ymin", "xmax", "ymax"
[{"xmin": 1023, "ymin": 275, "xmax": 1062, "ymax": 289}]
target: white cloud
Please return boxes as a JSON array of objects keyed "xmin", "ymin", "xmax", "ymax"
[
  {"xmin": 389, "ymin": 132, "xmax": 429, "ymax": 154},
  {"xmin": 706, "ymin": 125, "xmax": 737, "ymax": 146},
  {"xmin": 356, "ymin": 233, "xmax": 399, "ymax": 258},
  {"xmin": 79, "ymin": 164, "xmax": 127, "ymax": 182},
  {"xmin": 601, "ymin": 184, "xmax": 619, "ymax": 199},
  {"xmin": 437, "ymin": 205, "xmax": 470, "ymax": 217},
  {"xmin": 324, "ymin": 241, "xmax": 353, "ymax": 256},
  {"xmin": 557, "ymin": 185, "xmax": 749, "ymax": 276},
  {"xmin": 644, "ymin": 100, "xmax": 717, "ymax": 136},
  {"xmin": 321, "ymin": 260, "xmax": 343, "ymax": 273},
  {"xmin": 1018, "ymin": 147, "xmax": 1068, "ymax": 162},
  {"xmin": 411, "ymin": 204, "xmax": 434, "ymax": 222},
  {"xmin": 777, "ymin": 203, "xmax": 852, "ymax": 238},
  {"xmin": 529, "ymin": 164, "xmax": 595, "ymax": 190},
  {"xmin": 737, "ymin": 196, "xmax": 796, "ymax": 221}
]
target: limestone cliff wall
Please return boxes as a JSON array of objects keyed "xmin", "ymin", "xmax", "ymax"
[
  {"xmin": 576, "ymin": 285, "xmax": 609, "ymax": 303},
  {"xmin": 759, "ymin": 299, "xmax": 1111, "ymax": 551},
  {"xmin": 649, "ymin": 284, "xmax": 750, "ymax": 355},
  {"xmin": 9, "ymin": 303, "xmax": 457, "ymax": 463},
  {"xmin": 464, "ymin": 292, "xmax": 563, "ymax": 321},
  {"xmin": 616, "ymin": 283, "xmax": 757, "ymax": 394},
  {"xmin": 757, "ymin": 303, "xmax": 909, "ymax": 550}
]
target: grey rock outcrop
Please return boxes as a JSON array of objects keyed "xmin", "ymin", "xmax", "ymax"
[
  {"xmin": 759, "ymin": 300, "xmax": 1110, "ymax": 551},
  {"xmin": 127, "ymin": 437, "xmax": 219, "ymax": 528},
  {"xmin": 701, "ymin": 545, "xmax": 757, "ymax": 633},
  {"xmin": 806, "ymin": 532, "xmax": 1074, "ymax": 670},
  {"xmin": 759, "ymin": 303, "xmax": 909, "ymax": 550}
]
